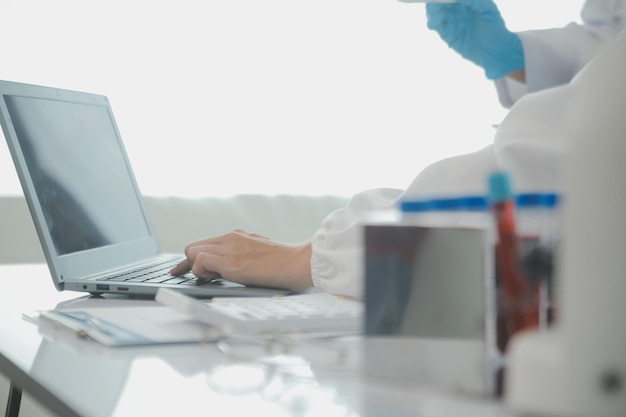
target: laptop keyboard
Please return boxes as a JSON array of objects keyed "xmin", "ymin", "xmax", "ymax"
[{"xmin": 101, "ymin": 257, "xmax": 202, "ymax": 286}]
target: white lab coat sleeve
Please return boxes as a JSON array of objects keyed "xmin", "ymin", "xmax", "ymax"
[
  {"xmin": 310, "ymin": 85, "xmax": 571, "ymax": 299},
  {"xmin": 495, "ymin": 0, "xmax": 625, "ymax": 108},
  {"xmin": 309, "ymin": 77, "xmax": 582, "ymax": 299},
  {"xmin": 310, "ymin": 187, "xmax": 402, "ymax": 299}
]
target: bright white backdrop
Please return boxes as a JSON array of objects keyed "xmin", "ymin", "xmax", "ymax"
[{"xmin": 0, "ymin": 0, "xmax": 584, "ymax": 197}]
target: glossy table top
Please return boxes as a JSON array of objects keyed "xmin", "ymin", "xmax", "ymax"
[{"xmin": 0, "ymin": 264, "xmax": 514, "ymax": 417}]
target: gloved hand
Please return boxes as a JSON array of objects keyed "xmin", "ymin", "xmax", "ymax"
[{"xmin": 426, "ymin": 0, "xmax": 524, "ymax": 80}]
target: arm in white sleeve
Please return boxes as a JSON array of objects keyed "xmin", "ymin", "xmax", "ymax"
[
  {"xmin": 310, "ymin": 75, "xmax": 581, "ymax": 299},
  {"xmin": 495, "ymin": 0, "xmax": 625, "ymax": 108},
  {"xmin": 310, "ymin": 95, "xmax": 567, "ymax": 300},
  {"xmin": 309, "ymin": 89, "xmax": 572, "ymax": 299}
]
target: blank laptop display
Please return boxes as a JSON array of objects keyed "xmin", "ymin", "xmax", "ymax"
[{"xmin": 0, "ymin": 80, "xmax": 285, "ymax": 298}]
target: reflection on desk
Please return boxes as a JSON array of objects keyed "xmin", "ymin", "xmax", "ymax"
[{"xmin": 0, "ymin": 264, "xmax": 515, "ymax": 417}]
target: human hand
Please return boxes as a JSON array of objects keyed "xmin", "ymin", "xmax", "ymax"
[
  {"xmin": 425, "ymin": 0, "xmax": 524, "ymax": 80},
  {"xmin": 169, "ymin": 229, "xmax": 314, "ymax": 292}
]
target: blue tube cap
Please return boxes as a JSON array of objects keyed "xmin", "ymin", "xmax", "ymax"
[{"xmin": 487, "ymin": 172, "xmax": 513, "ymax": 204}]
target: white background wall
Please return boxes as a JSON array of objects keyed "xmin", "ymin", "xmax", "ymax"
[{"xmin": 0, "ymin": 0, "xmax": 585, "ymax": 197}]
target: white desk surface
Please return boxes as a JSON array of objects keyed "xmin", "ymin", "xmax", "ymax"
[{"xmin": 0, "ymin": 264, "xmax": 518, "ymax": 417}]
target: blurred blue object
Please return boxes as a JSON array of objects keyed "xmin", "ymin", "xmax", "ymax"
[{"xmin": 426, "ymin": 0, "xmax": 524, "ymax": 80}]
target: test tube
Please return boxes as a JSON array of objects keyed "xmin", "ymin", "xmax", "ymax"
[{"xmin": 488, "ymin": 173, "xmax": 539, "ymax": 351}]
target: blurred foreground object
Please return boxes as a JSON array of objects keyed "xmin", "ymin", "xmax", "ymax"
[{"xmin": 506, "ymin": 30, "xmax": 626, "ymax": 417}]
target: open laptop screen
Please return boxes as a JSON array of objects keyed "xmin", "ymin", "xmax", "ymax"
[{"xmin": 4, "ymin": 95, "xmax": 150, "ymax": 256}]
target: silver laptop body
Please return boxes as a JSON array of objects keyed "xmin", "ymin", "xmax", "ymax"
[{"xmin": 0, "ymin": 80, "xmax": 285, "ymax": 298}]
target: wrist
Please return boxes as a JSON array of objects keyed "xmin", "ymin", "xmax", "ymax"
[
  {"xmin": 507, "ymin": 68, "xmax": 526, "ymax": 84},
  {"xmin": 276, "ymin": 242, "xmax": 313, "ymax": 291}
]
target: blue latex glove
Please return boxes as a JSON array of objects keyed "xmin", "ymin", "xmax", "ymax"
[{"xmin": 426, "ymin": 0, "xmax": 524, "ymax": 80}]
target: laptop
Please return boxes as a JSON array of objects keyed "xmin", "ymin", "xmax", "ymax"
[{"xmin": 0, "ymin": 80, "xmax": 287, "ymax": 298}]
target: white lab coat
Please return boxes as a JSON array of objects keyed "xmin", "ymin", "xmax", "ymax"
[
  {"xmin": 495, "ymin": 0, "xmax": 625, "ymax": 108},
  {"xmin": 310, "ymin": 3, "xmax": 626, "ymax": 299}
]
